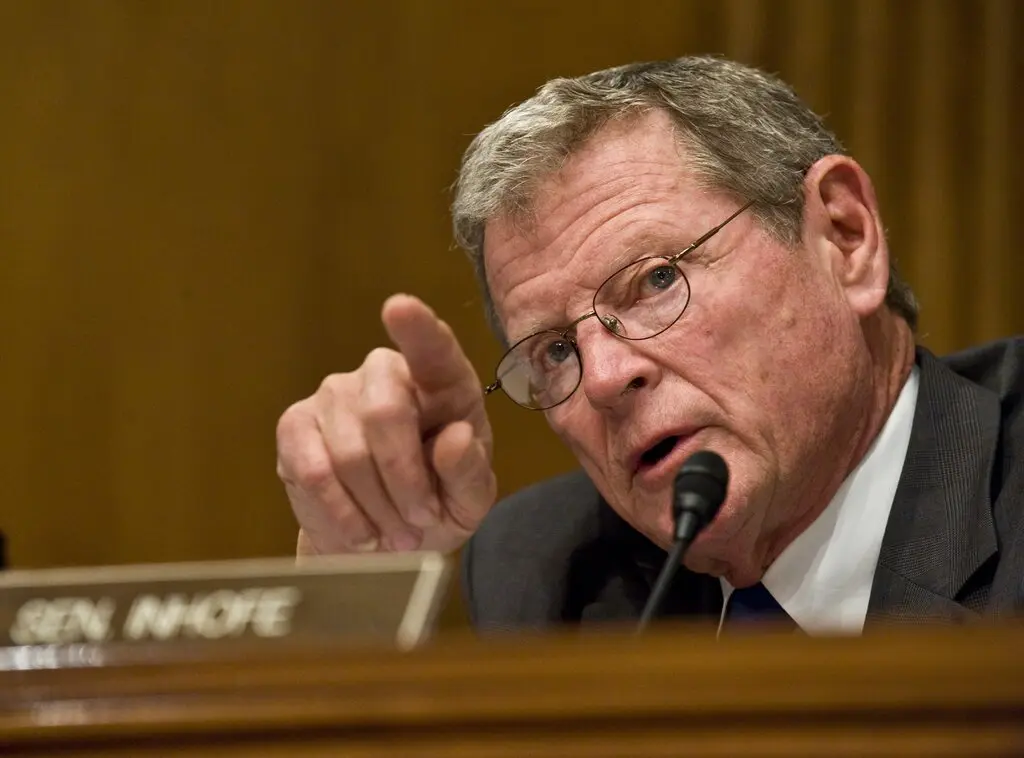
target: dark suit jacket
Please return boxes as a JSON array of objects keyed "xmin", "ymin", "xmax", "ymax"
[{"xmin": 462, "ymin": 338, "xmax": 1024, "ymax": 632}]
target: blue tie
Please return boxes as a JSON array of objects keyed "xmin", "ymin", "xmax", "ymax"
[{"xmin": 724, "ymin": 583, "xmax": 798, "ymax": 629}]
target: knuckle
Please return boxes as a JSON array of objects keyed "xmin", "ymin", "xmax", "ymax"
[
  {"xmin": 276, "ymin": 403, "xmax": 324, "ymax": 487},
  {"xmin": 362, "ymin": 346, "xmax": 403, "ymax": 372},
  {"xmin": 362, "ymin": 391, "xmax": 413, "ymax": 428},
  {"xmin": 328, "ymin": 437, "xmax": 370, "ymax": 480},
  {"xmin": 275, "ymin": 399, "xmax": 309, "ymax": 449},
  {"xmin": 285, "ymin": 447, "xmax": 336, "ymax": 493},
  {"xmin": 363, "ymin": 347, "xmax": 413, "ymax": 386},
  {"xmin": 275, "ymin": 456, "xmax": 290, "ymax": 482},
  {"xmin": 317, "ymin": 371, "xmax": 356, "ymax": 399}
]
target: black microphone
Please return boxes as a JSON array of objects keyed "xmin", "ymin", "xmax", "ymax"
[{"xmin": 636, "ymin": 450, "xmax": 729, "ymax": 632}]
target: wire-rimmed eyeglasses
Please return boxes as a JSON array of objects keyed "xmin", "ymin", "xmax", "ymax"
[{"xmin": 483, "ymin": 200, "xmax": 754, "ymax": 410}]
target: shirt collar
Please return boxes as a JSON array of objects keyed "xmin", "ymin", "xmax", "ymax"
[{"xmin": 719, "ymin": 366, "xmax": 920, "ymax": 634}]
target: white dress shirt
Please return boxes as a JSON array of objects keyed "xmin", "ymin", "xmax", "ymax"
[{"xmin": 719, "ymin": 367, "xmax": 920, "ymax": 634}]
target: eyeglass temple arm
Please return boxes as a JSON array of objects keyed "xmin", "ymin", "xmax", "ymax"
[{"xmin": 670, "ymin": 199, "xmax": 755, "ymax": 262}]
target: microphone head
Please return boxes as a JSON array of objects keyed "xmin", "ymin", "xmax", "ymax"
[{"xmin": 673, "ymin": 450, "xmax": 729, "ymax": 525}]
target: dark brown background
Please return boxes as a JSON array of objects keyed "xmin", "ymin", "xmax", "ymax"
[{"xmin": 0, "ymin": 1, "xmax": 1021, "ymax": 626}]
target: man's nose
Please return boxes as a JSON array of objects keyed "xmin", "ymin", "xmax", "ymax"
[{"xmin": 576, "ymin": 319, "xmax": 662, "ymax": 411}]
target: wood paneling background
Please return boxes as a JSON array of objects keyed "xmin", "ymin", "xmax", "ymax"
[{"xmin": 0, "ymin": 0, "xmax": 1020, "ymax": 605}]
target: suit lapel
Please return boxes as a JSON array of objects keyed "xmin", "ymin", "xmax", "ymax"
[{"xmin": 866, "ymin": 349, "xmax": 1001, "ymax": 626}]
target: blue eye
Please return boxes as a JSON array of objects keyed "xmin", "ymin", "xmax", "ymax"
[
  {"xmin": 545, "ymin": 339, "xmax": 573, "ymax": 365},
  {"xmin": 644, "ymin": 265, "xmax": 677, "ymax": 291}
]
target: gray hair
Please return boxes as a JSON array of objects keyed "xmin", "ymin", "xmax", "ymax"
[{"xmin": 451, "ymin": 55, "xmax": 918, "ymax": 344}]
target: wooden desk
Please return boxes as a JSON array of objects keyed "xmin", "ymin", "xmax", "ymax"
[{"xmin": 0, "ymin": 622, "xmax": 1021, "ymax": 756}]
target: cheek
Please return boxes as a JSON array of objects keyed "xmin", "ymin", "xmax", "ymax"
[
  {"xmin": 546, "ymin": 402, "xmax": 622, "ymax": 489},
  {"xmin": 546, "ymin": 401, "xmax": 604, "ymax": 461},
  {"xmin": 694, "ymin": 252, "xmax": 836, "ymax": 368},
  {"xmin": 662, "ymin": 254, "xmax": 845, "ymax": 448},
  {"xmin": 704, "ymin": 259, "xmax": 857, "ymax": 464}
]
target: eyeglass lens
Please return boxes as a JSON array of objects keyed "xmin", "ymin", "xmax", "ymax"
[{"xmin": 495, "ymin": 258, "xmax": 690, "ymax": 409}]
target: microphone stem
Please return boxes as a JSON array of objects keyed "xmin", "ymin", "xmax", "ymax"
[{"xmin": 635, "ymin": 535, "xmax": 690, "ymax": 633}]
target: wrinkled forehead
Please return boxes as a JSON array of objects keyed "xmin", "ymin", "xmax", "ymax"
[
  {"xmin": 481, "ymin": 128, "xmax": 723, "ymax": 343},
  {"xmin": 481, "ymin": 214, "xmax": 549, "ymax": 342}
]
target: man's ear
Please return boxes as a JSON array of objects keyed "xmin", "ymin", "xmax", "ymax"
[{"xmin": 803, "ymin": 156, "xmax": 889, "ymax": 318}]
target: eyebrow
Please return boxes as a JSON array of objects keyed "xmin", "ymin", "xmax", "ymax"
[
  {"xmin": 506, "ymin": 234, "xmax": 686, "ymax": 343},
  {"xmin": 617, "ymin": 229, "xmax": 688, "ymax": 260}
]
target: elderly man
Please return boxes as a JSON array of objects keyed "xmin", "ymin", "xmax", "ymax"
[{"xmin": 276, "ymin": 56, "xmax": 1023, "ymax": 634}]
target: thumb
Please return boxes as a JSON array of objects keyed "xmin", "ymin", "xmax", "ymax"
[{"xmin": 429, "ymin": 420, "xmax": 496, "ymax": 532}]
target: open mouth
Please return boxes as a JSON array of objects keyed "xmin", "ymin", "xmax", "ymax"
[{"xmin": 638, "ymin": 435, "xmax": 681, "ymax": 470}]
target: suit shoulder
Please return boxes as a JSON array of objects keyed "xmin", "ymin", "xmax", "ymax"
[
  {"xmin": 941, "ymin": 336, "xmax": 1024, "ymax": 402},
  {"xmin": 941, "ymin": 336, "xmax": 1024, "ymax": 450},
  {"xmin": 940, "ymin": 337, "xmax": 1024, "ymax": 551}
]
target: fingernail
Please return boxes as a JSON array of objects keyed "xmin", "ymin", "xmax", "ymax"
[
  {"xmin": 352, "ymin": 537, "xmax": 380, "ymax": 553},
  {"xmin": 409, "ymin": 496, "xmax": 443, "ymax": 528},
  {"xmin": 389, "ymin": 531, "xmax": 422, "ymax": 552},
  {"xmin": 408, "ymin": 508, "xmax": 439, "ymax": 528}
]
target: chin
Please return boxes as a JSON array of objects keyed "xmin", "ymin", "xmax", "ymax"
[
  {"xmin": 603, "ymin": 486, "xmax": 676, "ymax": 551},
  {"xmin": 682, "ymin": 495, "xmax": 756, "ymax": 575}
]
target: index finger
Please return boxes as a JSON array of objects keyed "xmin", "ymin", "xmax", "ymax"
[{"xmin": 381, "ymin": 295, "xmax": 482, "ymax": 425}]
